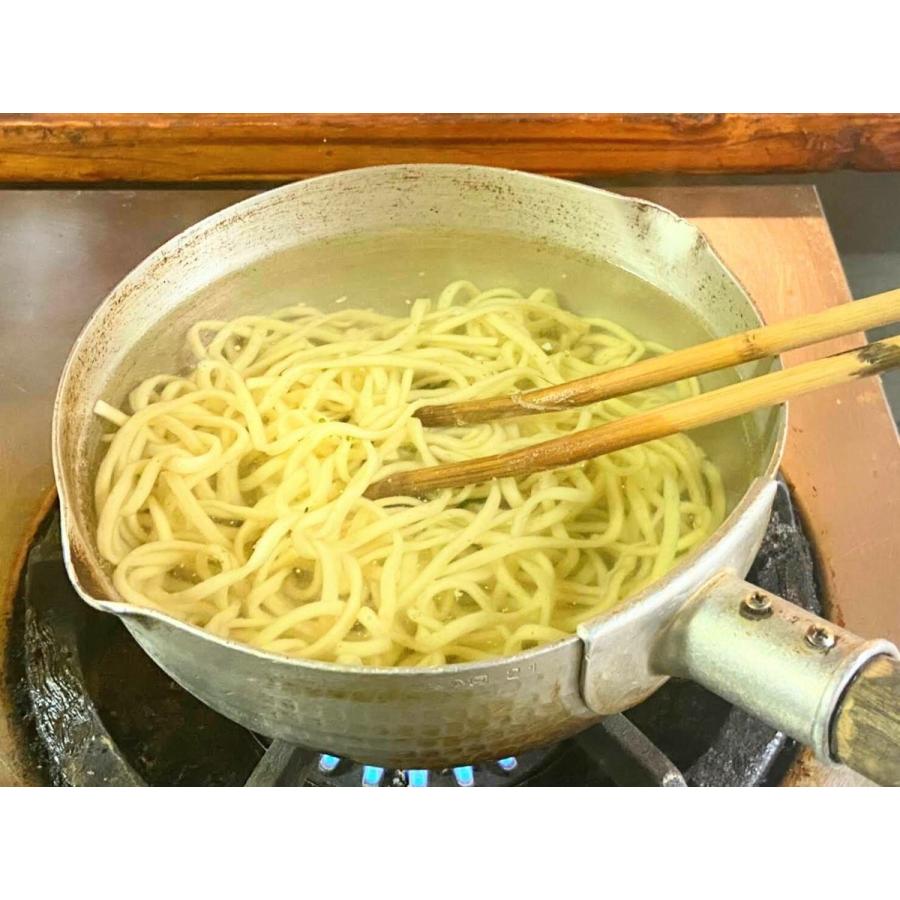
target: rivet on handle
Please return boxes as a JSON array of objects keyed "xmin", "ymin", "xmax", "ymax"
[
  {"xmin": 740, "ymin": 592, "xmax": 773, "ymax": 620},
  {"xmin": 805, "ymin": 624, "xmax": 837, "ymax": 652}
]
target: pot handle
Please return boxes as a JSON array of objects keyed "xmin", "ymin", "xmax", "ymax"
[{"xmin": 653, "ymin": 572, "xmax": 900, "ymax": 785}]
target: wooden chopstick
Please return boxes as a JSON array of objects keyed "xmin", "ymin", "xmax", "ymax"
[
  {"xmin": 364, "ymin": 335, "xmax": 900, "ymax": 500},
  {"xmin": 415, "ymin": 289, "xmax": 900, "ymax": 427}
]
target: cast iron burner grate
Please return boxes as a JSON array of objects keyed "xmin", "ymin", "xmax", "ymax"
[{"xmin": 6, "ymin": 482, "xmax": 820, "ymax": 787}]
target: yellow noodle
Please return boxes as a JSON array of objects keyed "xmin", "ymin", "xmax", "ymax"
[{"xmin": 93, "ymin": 282, "xmax": 726, "ymax": 666}]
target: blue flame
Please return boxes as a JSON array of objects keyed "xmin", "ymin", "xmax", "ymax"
[
  {"xmin": 361, "ymin": 765, "xmax": 384, "ymax": 786},
  {"xmin": 318, "ymin": 754, "xmax": 340, "ymax": 773},
  {"xmin": 315, "ymin": 756, "xmax": 521, "ymax": 786}
]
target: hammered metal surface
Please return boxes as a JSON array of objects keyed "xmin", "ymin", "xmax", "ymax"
[{"xmin": 126, "ymin": 614, "xmax": 596, "ymax": 768}]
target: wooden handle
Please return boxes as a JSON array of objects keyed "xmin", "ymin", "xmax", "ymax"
[
  {"xmin": 417, "ymin": 289, "xmax": 900, "ymax": 427},
  {"xmin": 365, "ymin": 335, "xmax": 900, "ymax": 499},
  {"xmin": 833, "ymin": 655, "xmax": 900, "ymax": 786}
]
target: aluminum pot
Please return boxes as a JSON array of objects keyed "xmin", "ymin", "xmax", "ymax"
[{"xmin": 52, "ymin": 165, "xmax": 899, "ymax": 780}]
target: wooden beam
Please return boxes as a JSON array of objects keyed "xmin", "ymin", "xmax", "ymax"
[{"xmin": 1, "ymin": 114, "xmax": 899, "ymax": 183}]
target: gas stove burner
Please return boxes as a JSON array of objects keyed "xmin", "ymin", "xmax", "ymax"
[
  {"xmin": 7, "ymin": 481, "xmax": 821, "ymax": 787},
  {"xmin": 241, "ymin": 739, "xmax": 566, "ymax": 787},
  {"xmin": 243, "ymin": 708, "xmax": 694, "ymax": 787}
]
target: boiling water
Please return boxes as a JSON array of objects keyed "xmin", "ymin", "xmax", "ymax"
[{"xmin": 123, "ymin": 227, "xmax": 778, "ymax": 513}]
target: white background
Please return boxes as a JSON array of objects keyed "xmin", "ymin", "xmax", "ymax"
[{"xmin": 3, "ymin": 2, "xmax": 897, "ymax": 111}]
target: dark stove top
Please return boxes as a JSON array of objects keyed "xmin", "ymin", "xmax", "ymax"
[{"xmin": 6, "ymin": 481, "xmax": 820, "ymax": 787}]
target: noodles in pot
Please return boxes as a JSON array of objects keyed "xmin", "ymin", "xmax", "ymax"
[{"xmin": 93, "ymin": 281, "xmax": 726, "ymax": 666}]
